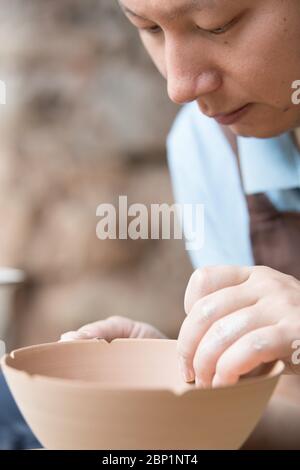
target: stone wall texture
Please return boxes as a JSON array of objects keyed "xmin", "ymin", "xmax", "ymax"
[{"xmin": 0, "ymin": 0, "xmax": 193, "ymax": 346}]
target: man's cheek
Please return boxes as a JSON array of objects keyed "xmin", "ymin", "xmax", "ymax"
[
  {"xmin": 152, "ymin": 56, "xmax": 167, "ymax": 80},
  {"xmin": 141, "ymin": 42, "xmax": 167, "ymax": 79}
]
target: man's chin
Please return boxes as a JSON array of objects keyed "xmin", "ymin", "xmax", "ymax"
[
  {"xmin": 228, "ymin": 123, "xmax": 287, "ymax": 139},
  {"xmin": 228, "ymin": 108, "xmax": 300, "ymax": 139}
]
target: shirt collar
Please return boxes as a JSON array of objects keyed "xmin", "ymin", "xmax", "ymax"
[{"xmin": 237, "ymin": 132, "xmax": 300, "ymax": 195}]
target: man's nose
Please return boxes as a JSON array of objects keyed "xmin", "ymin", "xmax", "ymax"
[
  {"xmin": 165, "ymin": 40, "xmax": 222, "ymax": 104},
  {"xmin": 167, "ymin": 70, "xmax": 222, "ymax": 104}
]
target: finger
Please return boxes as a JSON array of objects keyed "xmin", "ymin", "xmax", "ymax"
[
  {"xmin": 130, "ymin": 322, "xmax": 168, "ymax": 339},
  {"xmin": 184, "ymin": 265, "xmax": 251, "ymax": 315},
  {"xmin": 193, "ymin": 304, "xmax": 277, "ymax": 387},
  {"xmin": 212, "ymin": 324, "xmax": 287, "ymax": 387},
  {"xmin": 178, "ymin": 282, "xmax": 256, "ymax": 382},
  {"xmin": 60, "ymin": 316, "xmax": 134, "ymax": 342}
]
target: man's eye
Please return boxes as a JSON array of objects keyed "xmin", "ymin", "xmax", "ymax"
[
  {"xmin": 201, "ymin": 18, "xmax": 237, "ymax": 35},
  {"xmin": 210, "ymin": 24, "xmax": 231, "ymax": 35},
  {"xmin": 141, "ymin": 25, "xmax": 162, "ymax": 34}
]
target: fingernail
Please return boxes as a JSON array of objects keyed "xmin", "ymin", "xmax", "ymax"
[
  {"xmin": 59, "ymin": 330, "xmax": 93, "ymax": 342},
  {"xmin": 59, "ymin": 331, "xmax": 78, "ymax": 342},
  {"xmin": 76, "ymin": 330, "xmax": 95, "ymax": 339},
  {"xmin": 179, "ymin": 357, "xmax": 195, "ymax": 383}
]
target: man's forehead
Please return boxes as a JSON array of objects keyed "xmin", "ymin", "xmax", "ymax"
[{"xmin": 119, "ymin": 0, "xmax": 217, "ymax": 20}]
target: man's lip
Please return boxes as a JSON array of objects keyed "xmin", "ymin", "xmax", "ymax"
[{"xmin": 207, "ymin": 104, "xmax": 252, "ymax": 125}]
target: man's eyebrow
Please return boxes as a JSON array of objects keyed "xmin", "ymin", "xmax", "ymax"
[
  {"xmin": 118, "ymin": 0, "xmax": 210, "ymax": 21},
  {"xmin": 119, "ymin": 2, "xmax": 147, "ymax": 20}
]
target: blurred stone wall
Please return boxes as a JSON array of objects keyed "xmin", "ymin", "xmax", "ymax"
[{"xmin": 0, "ymin": 0, "xmax": 192, "ymax": 347}]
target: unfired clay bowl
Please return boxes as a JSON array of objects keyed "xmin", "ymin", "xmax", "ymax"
[{"xmin": 1, "ymin": 339, "xmax": 284, "ymax": 450}]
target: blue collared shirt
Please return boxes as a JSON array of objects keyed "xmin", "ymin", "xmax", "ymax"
[{"xmin": 167, "ymin": 102, "xmax": 300, "ymax": 269}]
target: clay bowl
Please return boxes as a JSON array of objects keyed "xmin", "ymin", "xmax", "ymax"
[{"xmin": 1, "ymin": 339, "xmax": 284, "ymax": 450}]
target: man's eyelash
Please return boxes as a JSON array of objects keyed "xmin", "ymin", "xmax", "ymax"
[
  {"xmin": 210, "ymin": 24, "xmax": 231, "ymax": 35},
  {"xmin": 139, "ymin": 15, "xmax": 239, "ymax": 36},
  {"xmin": 203, "ymin": 16, "xmax": 240, "ymax": 35},
  {"xmin": 142, "ymin": 25, "xmax": 162, "ymax": 34}
]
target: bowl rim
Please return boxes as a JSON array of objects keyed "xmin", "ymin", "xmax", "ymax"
[{"xmin": 0, "ymin": 339, "xmax": 285, "ymax": 396}]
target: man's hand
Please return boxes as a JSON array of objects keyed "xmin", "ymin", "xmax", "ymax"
[{"xmin": 178, "ymin": 265, "xmax": 300, "ymax": 387}]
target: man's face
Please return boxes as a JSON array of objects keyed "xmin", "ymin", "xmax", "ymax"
[{"xmin": 119, "ymin": 0, "xmax": 300, "ymax": 138}]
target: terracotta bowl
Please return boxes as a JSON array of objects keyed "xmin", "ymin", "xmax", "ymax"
[{"xmin": 1, "ymin": 339, "xmax": 284, "ymax": 450}]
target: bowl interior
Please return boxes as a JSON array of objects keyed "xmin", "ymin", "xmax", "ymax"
[{"xmin": 4, "ymin": 339, "xmax": 283, "ymax": 390}]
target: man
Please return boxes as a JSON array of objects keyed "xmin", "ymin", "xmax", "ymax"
[
  {"xmin": 63, "ymin": 0, "xmax": 300, "ymax": 448},
  {"xmin": 2, "ymin": 0, "xmax": 300, "ymax": 449}
]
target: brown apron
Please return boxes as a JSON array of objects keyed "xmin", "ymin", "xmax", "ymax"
[
  {"xmin": 223, "ymin": 126, "xmax": 300, "ymax": 280},
  {"xmin": 244, "ymin": 192, "xmax": 300, "ymax": 280}
]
